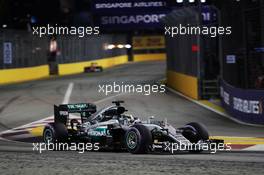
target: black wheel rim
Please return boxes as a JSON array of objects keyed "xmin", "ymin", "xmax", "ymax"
[
  {"xmin": 126, "ymin": 131, "xmax": 138, "ymax": 149},
  {"xmin": 44, "ymin": 129, "xmax": 53, "ymax": 143}
]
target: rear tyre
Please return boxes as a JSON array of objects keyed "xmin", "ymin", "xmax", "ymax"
[
  {"xmin": 125, "ymin": 124, "xmax": 152, "ymax": 154},
  {"xmin": 43, "ymin": 123, "xmax": 68, "ymax": 144}
]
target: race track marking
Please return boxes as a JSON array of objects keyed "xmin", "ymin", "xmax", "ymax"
[
  {"xmin": 243, "ymin": 144, "xmax": 264, "ymax": 151},
  {"xmin": 0, "ymin": 82, "xmax": 75, "ymax": 140},
  {"xmin": 210, "ymin": 136, "xmax": 264, "ymax": 151},
  {"xmin": 63, "ymin": 82, "xmax": 74, "ymax": 104},
  {"xmin": 0, "ymin": 91, "xmax": 128, "ymax": 142},
  {"xmin": 210, "ymin": 136, "xmax": 264, "ymax": 145}
]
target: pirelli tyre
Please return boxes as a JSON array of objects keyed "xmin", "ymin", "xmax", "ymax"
[
  {"xmin": 43, "ymin": 123, "xmax": 68, "ymax": 144},
  {"xmin": 182, "ymin": 122, "xmax": 209, "ymax": 143},
  {"xmin": 125, "ymin": 124, "xmax": 152, "ymax": 154},
  {"xmin": 182, "ymin": 122, "xmax": 209, "ymax": 153}
]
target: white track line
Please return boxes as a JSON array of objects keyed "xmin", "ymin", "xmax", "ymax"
[
  {"xmin": 0, "ymin": 82, "xmax": 74, "ymax": 135},
  {"xmin": 244, "ymin": 145, "xmax": 264, "ymax": 151},
  {"xmin": 62, "ymin": 82, "xmax": 74, "ymax": 104}
]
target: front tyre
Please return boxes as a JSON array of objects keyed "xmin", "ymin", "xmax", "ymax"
[
  {"xmin": 125, "ymin": 124, "xmax": 152, "ymax": 154},
  {"xmin": 182, "ymin": 122, "xmax": 209, "ymax": 153},
  {"xmin": 183, "ymin": 122, "xmax": 209, "ymax": 143}
]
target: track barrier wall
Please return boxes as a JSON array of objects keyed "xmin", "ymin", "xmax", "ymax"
[
  {"xmin": 0, "ymin": 32, "xmax": 129, "ymax": 84},
  {"xmin": 1, "ymin": 31, "xmax": 167, "ymax": 85},
  {"xmin": 0, "ymin": 65, "xmax": 49, "ymax": 84},
  {"xmin": 133, "ymin": 53, "xmax": 166, "ymax": 62},
  {"xmin": 220, "ymin": 79, "xmax": 264, "ymax": 125},
  {"xmin": 163, "ymin": 8, "xmax": 201, "ymax": 100},
  {"xmin": 132, "ymin": 35, "xmax": 167, "ymax": 62},
  {"xmin": 0, "ymin": 29, "xmax": 172, "ymax": 85},
  {"xmin": 167, "ymin": 71, "xmax": 198, "ymax": 100}
]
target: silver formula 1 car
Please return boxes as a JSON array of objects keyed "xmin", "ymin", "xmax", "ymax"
[{"xmin": 43, "ymin": 101, "xmax": 223, "ymax": 154}]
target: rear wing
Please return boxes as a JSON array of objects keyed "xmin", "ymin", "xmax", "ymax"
[{"xmin": 54, "ymin": 103, "xmax": 97, "ymax": 124}]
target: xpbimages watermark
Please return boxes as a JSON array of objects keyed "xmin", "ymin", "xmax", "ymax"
[
  {"xmin": 98, "ymin": 82, "xmax": 166, "ymax": 96},
  {"xmin": 165, "ymin": 24, "xmax": 232, "ymax": 38},
  {"xmin": 32, "ymin": 142, "xmax": 100, "ymax": 153},
  {"xmin": 32, "ymin": 24, "xmax": 100, "ymax": 37},
  {"xmin": 158, "ymin": 141, "xmax": 232, "ymax": 154}
]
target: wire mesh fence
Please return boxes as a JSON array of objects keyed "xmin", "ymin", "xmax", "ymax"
[
  {"xmin": 56, "ymin": 34, "xmax": 127, "ymax": 64},
  {"xmin": 163, "ymin": 7, "xmax": 200, "ymax": 77},
  {"xmin": 0, "ymin": 29, "xmax": 48, "ymax": 69},
  {"xmin": 0, "ymin": 29, "xmax": 127, "ymax": 70}
]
